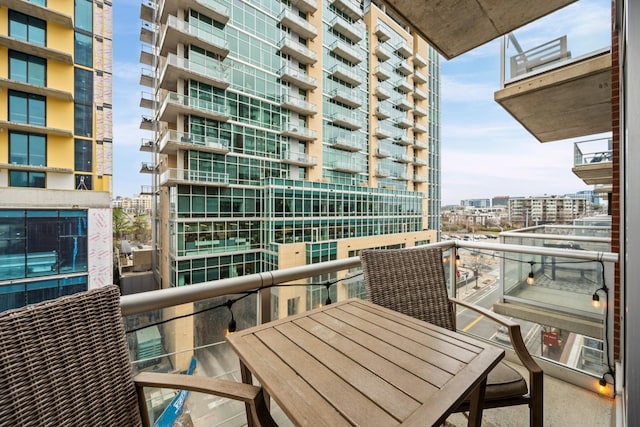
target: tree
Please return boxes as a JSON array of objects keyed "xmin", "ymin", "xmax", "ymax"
[
  {"xmin": 112, "ymin": 208, "xmax": 132, "ymax": 242},
  {"xmin": 130, "ymin": 214, "xmax": 151, "ymax": 244}
]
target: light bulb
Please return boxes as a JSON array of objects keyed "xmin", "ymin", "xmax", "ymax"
[
  {"xmin": 592, "ymin": 293, "xmax": 601, "ymax": 308},
  {"xmin": 527, "ymin": 271, "xmax": 535, "ymax": 285}
]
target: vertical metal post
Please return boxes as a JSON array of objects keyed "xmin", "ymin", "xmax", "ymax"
[{"xmin": 450, "ymin": 245, "xmax": 458, "ymax": 299}]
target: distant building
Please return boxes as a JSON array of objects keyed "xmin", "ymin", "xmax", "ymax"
[
  {"xmin": 565, "ymin": 190, "xmax": 600, "ymax": 204},
  {"xmin": 461, "ymin": 199, "xmax": 491, "ymax": 208},
  {"xmin": 113, "ymin": 195, "xmax": 153, "ymax": 215},
  {"xmin": 509, "ymin": 196, "xmax": 587, "ymax": 225},
  {"xmin": 492, "ymin": 196, "xmax": 510, "ymax": 206}
]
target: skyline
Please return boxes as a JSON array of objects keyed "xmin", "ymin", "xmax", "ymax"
[{"xmin": 111, "ymin": 0, "xmax": 608, "ymax": 205}]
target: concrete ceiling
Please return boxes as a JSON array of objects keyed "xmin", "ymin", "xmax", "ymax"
[
  {"xmin": 381, "ymin": 0, "xmax": 576, "ymax": 59},
  {"xmin": 494, "ymin": 52, "xmax": 612, "ymax": 143}
]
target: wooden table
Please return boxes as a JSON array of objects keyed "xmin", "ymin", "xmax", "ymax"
[{"xmin": 227, "ymin": 299, "xmax": 504, "ymax": 427}]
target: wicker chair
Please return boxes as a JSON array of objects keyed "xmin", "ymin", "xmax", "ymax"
[
  {"xmin": 0, "ymin": 285, "xmax": 276, "ymax": 427},
  {"xmin": 361, "ymin": 247, "xmax": 543, "ymax": 427}
]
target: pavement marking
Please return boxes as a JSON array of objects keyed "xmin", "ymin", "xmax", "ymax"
[{"xmin": 462, "ymin": 306, "xmax": 494, "ymax": 332}]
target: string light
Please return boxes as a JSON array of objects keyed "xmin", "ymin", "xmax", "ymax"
[
  {"xmin": 225, "ymin": 299, "xmax": 236, "ymax": 335},
  {"xmin": 455, "ymin": 254, "xmax": 461, "ymax": 267},
  {"xmin": 324, "ymin": 282, "xmax": 332, "ymax": 305},
  {"xmin": 592, "ymin": 292, "xmax": 601, "ymax": 308},
  {"xmin": 527, "ymin": 261, "xmax": 535, "ymax": 285}
]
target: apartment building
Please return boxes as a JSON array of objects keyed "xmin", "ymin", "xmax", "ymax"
[
  {"xmin": 0, "ymin": 1, "xmax": 113, "ymax": 311},
  {"xmin": 508, "ymin": 195, "xmax": 587, "ymax": 225},
  {"xmin": 139, "ymin": 0, "xmax": 440, "ymax": 316}
]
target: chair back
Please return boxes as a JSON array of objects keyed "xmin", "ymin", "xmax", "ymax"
[
  {"xmin": 361, "ymin": 247, "xmax": 456, "ymax": 330},
  {"xmin": 0, "ymin": 285, "xmax": 143, "ymax": 426}
]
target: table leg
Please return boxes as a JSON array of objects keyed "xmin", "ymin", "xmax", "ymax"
[
  {"xmin": 467, "ymin": 377, "xmax": 487, "ymax": 427},
  {"xmin": 240, "ymin": 362, "xmax": 257, "ymax": 427}
]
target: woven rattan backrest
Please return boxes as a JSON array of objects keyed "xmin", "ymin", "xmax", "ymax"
[
  {"xmin": 361, "ymin": 247, "xmax": 455, "ymax": 331},
  {"xmin": 0, "ymin": 285, "xmax": 143, "ymax": 426}
]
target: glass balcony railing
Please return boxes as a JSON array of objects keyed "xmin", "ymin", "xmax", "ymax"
[
  {"xmin": 160, "ymin": 168, "xmax": 229, "ymax": 186},
  {"xmin": 164, "ymin": 15, "xmax": 228, "ymax": 54},
  {"xmin": 573, "ymin": 136, "xmax": 613, "ymax": 166},
  {"xmin": 500, "ymin": 0, "xmax": 610, "ymax": 86},
  {"xmin": 121, "ymin": 239, "xmax": 617, "ymax": 427}
]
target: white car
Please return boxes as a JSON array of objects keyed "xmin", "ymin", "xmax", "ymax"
[{"xmin": 493, "ymin": 326, "xmax": 511, "ymax": 344}]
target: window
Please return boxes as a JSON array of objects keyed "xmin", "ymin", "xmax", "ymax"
[
  {"xmin": 9, "ymin": 10, "xmax": 46, "ymax": 46},
  {"xmin": 74, "ymin": 139, "xmax": 92, "ymax": 171},
  {"xmin": 75, "ymin": 0, "xmax": 93, "ymax": 32},
  {"xmin": 74, "ymin": 32, "xmax": 93, "ymax": 67},
  {"xmin": 74, "ymin": 68, "xmax": 93, "ymax": 136},
  {"xmin": 75, "ymin": 174, "xmax": 92, "ymax": 190},
  {"xmin": 9, "ymin": 132, "xmax": 46, "ymax": 188},
  {"xmin": 9, "ymin": 51, "xmax": 46, "ymax": 86},
  {"xmin": 9, "ymin": 91, "xmax": 45, "ymax": 126}
]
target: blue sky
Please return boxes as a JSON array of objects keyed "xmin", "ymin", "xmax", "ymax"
[{"xmin": 111, "ymin": 0, "xmax": 609, "ymax": 205}]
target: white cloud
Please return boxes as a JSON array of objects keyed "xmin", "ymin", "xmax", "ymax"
[{"xmin": 441, "ymin": 76, "xmax": 496, "ymax": 103}]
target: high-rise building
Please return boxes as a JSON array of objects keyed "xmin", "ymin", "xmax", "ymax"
[
  {"xmin": 0, "ymin": 1, "xmax": 113, "ymax": 311},
  {"xmin": 508, "ymin": 195, "xmax": 587, "ymax": 225},
  {"xmin": 139, "ymin": 0, "xmax": 440, "ymax": 314}
]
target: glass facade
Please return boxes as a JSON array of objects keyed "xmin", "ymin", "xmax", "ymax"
[
  {"xmin": 9, "ymin": 11, "xmax": 46, "ymax": 46},
  {"xmin": 9, "ymin": 51, "xmax": 46, "ymax": 86}
]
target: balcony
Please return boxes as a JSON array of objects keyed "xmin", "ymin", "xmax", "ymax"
[
  {"xmin": 396, "ymin": 59, "xmax": 412, "ymax": 75},
  {"xmin": 280, "ymin": 124, "xmax": 317, "ymax": 141},
  {"xmin": 375, "ymin": 148, "xmax": 391, "ymax": 158},
  {"xmin": 572, "ymin": 137, "xmax": 613, "ymax": 186},
  {"xmin": 290, "ymin": 0, "xmax": 317, "ymax": 13},
  {"xmin": 158, "ymin": 0, "xmax": 229, "ymax": 25},
  {"xmin": 375, "ymin": 44, "xmax": 393, "ymax": 61},
  {"xmin": 394, "ymin": 116, "xmax": 412, "ymax": 129},
  {"xmin": 159, "ymin": 15, "xmax": 229, "ymax": 58},
  {"xmin": 394, "ymin": 153, "xmax": 413, "ymax": 164},
  {"xmin": 330, "ymin": 40, "xmax": 363, "ymax": 64},
  {"xmin": 329, "ymin": 158, "xmax": 360, "ymax": 173},
  {"xmin": 327, "ymin": 136, "xmax": 362, "ymax": 152},
  {"xmin": 139, "ymin": 139, "xmax": 155, "ymax": 153},
  {"xmin": 394, "ymin": 96, "xmax": 412, "ymax": 111},
  {"xmin": 158, "ymin": 130, "xmax": 230, "ymax": 155},
  {"xmin": 158, "ymin": 92, "xmax": 229, "ymax": 124},
  {"xmin": 140, "ymin": 92, "xmax": 155, "ymax": 110},
  {"xmin": 495, "ymin": 11, "xmax": 612, "ymax": 142},
  {"xmin": 140, "ymin": 21, "xmax": 156, "ymax": 44},
  {"xmin": 282, "ymin": 151, "xmax": 317, "ymax": 167},
  {"xmin": 3, "ymin": 0, "xmax": 73, "ymax": 28},
  {"xmin": 331, "ymin": 0, "xmax": 362, "ymax": 20},
  {"xmin": 330, "ymin": 112, "xmax": 361, "ymax": 130},
  {"xmin": 329, "ymin": 63, "xmax": 361, "ymax": 86},
  {"xmin": 375, "ymin": 106, "xmax": 392, "ymax": 120},
  {"xmin": 375, "ymin": 24, "xmax": 392, "ymax": 43},
  {"xmin": 375, "ymin": 126, "xmax": 392, "ymax": 139},
  {"xmin": 414, "ymin": 139, "xmax": 428, "ymax": 150},
  {"xmin": 374, "ymin": 64, "xmax": 392, "ymax": 81},
  {"xmin": 330, "ymin": 15, "xmax": 364, "ymax": 43},
  {"xmin": 0, "ymin": 35, "xmax": 73, "ymax": 65},
  {"xmin": 278, "ymin": 9, "xmax": 318, "ymax": 39},
  {"xmin": 413, "ymin": 157, "xmax": 428, "ymax": 166},
  {"xmin": 395, "ymin": 40, "xmax": 412, "ymax": 58},
  {"xmin": 118, "ymin": 238, "xmax": 616, "ymax": 426},
  {"xmin": 393, "ymin": 134, "xmax": 413, "ymax": 146},
  {"xmin": 160, "ymin": 168, "xmax": 230, "ymax": 187},
  {"xmin": 413, "ymin": 174, "xmax": 427, "ymax": 182},
  {"xmin": 159, "ymin": 53, "xmax": 229, "ymax": 92},
  {"xmin": 329, "ymin": 88, "xmax": 362, "ymax": 108},
  {"xmin": 413, "ymin": 53, "xmax": 428, "ymax": 68},
  {"xmin": 139, "ymin": 162, "xmax": 155, "ymax": 174},
  {"xmin": 280, "ymin": 93, "xmax": 317, "ymax": 115},
  {"xmin": 139, "ymin": 115, "xmax": 155, "ymax": 131},
  {"xmin": 380, "ymin": 0, "xmax": 575, "ymax": 59},
  {"xmin": 375, "ymin": 167, "xmax": 391, "ymax": 178},
  {"xmin": 278, "ymin": 36, "xmax": 317, "ymax": 64},
  {"xmin": 413, "ymin": 87, "xmax": 428, "ymax": 100},
  {"xmin": 140, "ymin": 68, "xmax": 155, "ymax": 87},
  {"xmin": 0, "ymin": 77, "xmax": 73, "ymax": 102},
  {"xmin": 140, "ymin": 44, "xmax": 156, "ymax": 66},
  {"xmin": 414, "ymin": 105, "xmax": 428, "ymax": 117},
  {"xmin": 413, "ymin": 122, "xmax": 428, "ymax": 134},
  {"xmin": 279, "ymin": 65, "xmax": 318, "ymax": 90},
  {"xmin": 140, "ymin": 0, "xmax": 155, "ymax": 22},
  {"xmin": 413, "ymin": 69, "xmax": 428, "ymax": 84},
  {"xmin": 375, "ymin": 85, "xmax": 392, "ymax": 100},
  {"xmin": 395, "ymin": 78, "xmax": 412, "ymax": 93}
]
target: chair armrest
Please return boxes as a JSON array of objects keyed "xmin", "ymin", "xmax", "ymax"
[
  {"xmin": 449, "ymin": 298, "xmax": 543, "ymax": 377},
  {"xmin": 134, "ymin": 372, "xmax": 277, "ymax": 427}
]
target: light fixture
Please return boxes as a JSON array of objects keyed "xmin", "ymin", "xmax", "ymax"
[
  {"xmin": 455, "ymin": 254, "xmax": 461, "ymax": 267},
  {"xmin": 592, "ymin": 293, "xmax": 601, "ymax": 308},
  {"xmin": 526, "ymin": 261, "xmax": 535, "ymax": 285},
  {"xmin": 598, "ymin": 376, "xmax": 607, "ymax": 393},
  {"xmin": 325, "ymin": 282, "xmax": 332, "ymax": 305},
  {"xmin": 225, "ymin": 300, "xmax": 236, "ymax": 335}
]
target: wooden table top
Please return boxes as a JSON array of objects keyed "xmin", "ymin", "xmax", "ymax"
[{"xmin": 227, "ymin": 298, "xmax": 504, "ymax": 427}]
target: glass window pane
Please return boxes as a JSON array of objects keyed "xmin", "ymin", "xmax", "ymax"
[
  {"xmin": 29, "ymin": 172, "xmax": 46, "ymax": 188},
  {"xmin": 74, "ymin": 68, "xmax": 93, "ymax": 105},
  {"xmin": 9, "ymin": 132, "xmax": 28, "ymax": 164},
  {"xmin": 75, "ymin": 0, "xmax": 93, "ymax": 32},
  {"xmin": 74, "ymin": 139, "xmax": 92, "ymax": 171},
  {"xmin": 9, "ymin": 51, "xmax": 27, "ymax": 82},
  {"xmin": 8, "ymin": 11, "xmax": 28, "ymax": 41},
  {"xmin": 29, "ymin": 135, "xmax": 46, "ymax": 167},
  {"xmin": 9, "ymin": 92, "xmax": 28, "ymax": 123},
  {"xmin": 26, "ymin": 280, "xmax": 58, "ymax": 304},
  {"xmin": 9, "ymin": 171, "xmax": 28, "ymax": 187},
  {"xmin": 74, "ymin": 103, "xmax": 93, "ymax": 137},
  {"xmin": 28, "ymin": 96, "xmax": 45, "ymax": 126},
  {"xmin": 29, "ymin": 56, "xmax": 46, "ymax": 86},
  {"xmin": 0, "ymin": 284, "xmax": 26, "ymax": 311},
  {"xmin": 74, "ymin": 32, "xmax": 93, "ymax": 67},
  {"xmin": 30, "ymin": 17, "xmax": 46, "ymax": 46}
]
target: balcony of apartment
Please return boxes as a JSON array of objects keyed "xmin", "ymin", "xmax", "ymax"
[
  {"xmin": 280, "ymin": 123, "xmax": 317, "ymax": 141},
  {"xmin": 159, "ymin": 15, "xmax": 229, "ymax": 58},
  {"xmin": 413, "ymin": 52, "xmax": 428, "ymax": 68},
  {"xmin": 380, "ymin": 0, "xmax": 575, "ymax": 59},
  {"xmin": 394, "ymin": 96, "xmax": 412, "ymax": 111},
  {"xmin": 329, "ymin": 88, "xmax": 362, "ymax": 108},
  {"xmin": 375, "ymin": 85, "xmax": 392, "ymax": 100},
  {"xmin": 139, "ymin": 185, "xmax": 156, "ymax": 195},
  {"xmin": 395, "ymin": 59, "xmax": 412, "ymax": 75},
  {"xmin": 329, "ymin": 39, "xmax": 363, "ymax": 64},
  {"xmin": 118, "ymin": 238, "xmax": 616, "ymax": 427},
  {"xmin": 140, "ymin": 115, "xmax": 156, "ymax": 131},
  {"xmin": 375, "ymin": 167, "xmax": 391, "ymax": 178},
  {"xmin": 394, "ymin": 116, "xmax": 412, "ymax": 129},
  {"xmin": 159, "ymin": 53, "xmax": 230, "ymax": 92},
  {"xmin": 0, "ymin": 118, "xmax": 72, "ymax": 138},
  {"xmin": 391, "ymin": 171, "xmax": 412, "ymax": 181},
  {"xmin": 139, "ymin": 138, "xmax": 155, "ymax": 153},
  {"xmin": 393, "ymin": 134, "xmax": 413, "ymax": 146},
  {"xmin": 413, "ymin": 87, "xmax": 428, "ymax": 100},
  {"xmin": 328, "ymin": 63, "xmax": 361, "ymax": 86},
  {"xmin": 139, "ymin": 162, "xmax": 155, "ymax": 174},
  {"xmin": 140, "ymin": 44, "xmax": 156, "ymax": 67},
  {"xmin": 140, "ymin": 21, "xmax": 155, "ymax": 44},
  {"xmin": 413, "ymin": 122, "xmax": 428, "ymax": 134},
  {"xmin": 494, "ymin": 5, "xmax": 612, "ymax": 143},
  {"xmin": 375, "ymin": 147, "xmax": 391, "ymax": 158},
  {"xmin": 0, "ymin": 78, "xmax": 73, "ymax": 102},
  {"xmin": 571, "ymin": 136, "xmax": 613, "ymax": 186},
  {"xmin": 395, "ymin": 40, "xmax": 412, "ymax": 58},
  {"xmin": 160, "ymin": 168, "xmax": 230, "ymax": 187},
  {"xmin": 414, "ymin": 104, "xmax": 428, "ymax": 117},
  {"xmin": 3, "ymin": 0, "xmax": 73, "ymax": 28},
  {"xmin": 394, "ymin": 77, "xmax": 412, "ymax": 94},
  {"xmin": 140, "ymin": 91, "xmax": 155, "ymax": 109},
  {"xmin": 393, "ymin": 153, "xmax": 413, "ymax": 164},
  {"xmin": 329, "ymin": 15, "xmax": 364, "ymax": 43},
  {"xmin": 140, "ymin": 0, "xmax": 156, "ymax": 22},
  {"xmin": 278, "ymin": 9, "xmax": 318, "ymax": 40},
  {"xmin": 281, "ymin": 151, "xmax": 317, "ymax": 167},
  {"xmin": 157, "ymin": 0, "xmax": 229, "ymax": 26},
  {"xmin": 330, "ymin": 111, "xmax": 361, "ymax": 130},
  {"xmin": 374, "ymin": 63, "xmax": 392, "ymax": 81},
  {"xmin": 158, "ymin": 92, "xmax": 230, "ymax": 124},
  {"xmin": 375, "ymin": 125, "xmax": 392, "ymax": 140},
  {"xmin": 158, "ymin": 130, "xmax": 230, "ymax": 155},
  {"xmin": 327, "ymin": 136, "xmax": 363, "ymax": 152},
  {"xmin": 279, "ymin": 92, "xmax": 317, "ymax": 115},
  {"xmin": 413, "ymin": 173, "xmax": 427, "ymax": 182},
  {"xmin": 413, "ymin": 139, "xmax": 428, "ymax": 150},
  {"xmin": 140, "ymin": 68, "xmax": 156, "ymax": 88},
  {"xmin": 413, "ymin": 69, "xmax": 428, "ymax": 84},
  {"xmin": 375, "ymin": 24, "xmax": 393, "ymax": 43},
  {"xmin": 279, "ymin": 65, "xmax": 318, "ymax": 90},
  {"xmin": 331, "ymin": 0, "xmax": 362, "ymax": 20},
  {"xmin": 375, "ymin": 105, "xmax": 392, "ymax": 120},
  {"xmin": 328, "ymin": 158, "xmax": 360, "ymax": 174},
  {"xmin": 0, "ymin": 35, "xmax": 73, "ymax": 65},
  {"xmin": 290, "ymin": 0, "xmax": 317, "ymax": 14},
  {"xmin": 375, "ymin": 44, "xmax": 394, "ymax": 61},
  {"xmin": 278, "ymin": 36, "xmax": 317, "ymax": 65},
  {"xmin": 413, "ymin": 157, "xmax": 428, "ymax": 166}
]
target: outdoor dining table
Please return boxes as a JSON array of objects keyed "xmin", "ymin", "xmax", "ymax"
[{"xmin": 226, "ymin": 298, "xmax": 504, "ymax": 427}]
